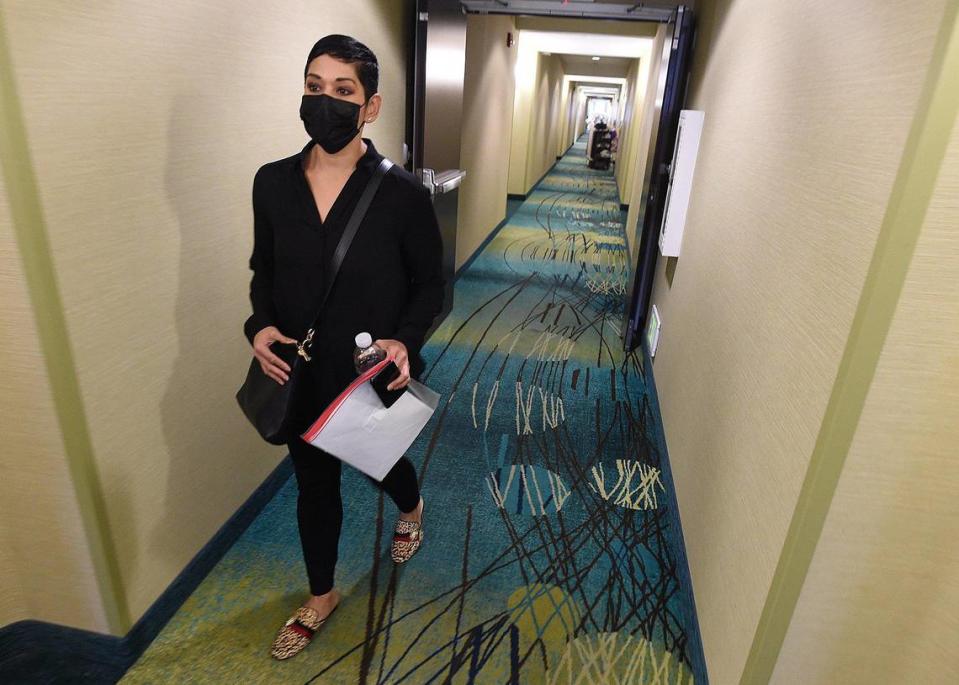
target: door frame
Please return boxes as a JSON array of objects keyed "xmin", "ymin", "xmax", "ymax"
[{"xmin": 624, "ymin": 5, "xmax": 697, "ymax": 351}]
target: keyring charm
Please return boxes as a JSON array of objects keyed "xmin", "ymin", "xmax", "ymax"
[{"xmin": 297, "ymin": 328, "xmax": 316, "ymax": 361}]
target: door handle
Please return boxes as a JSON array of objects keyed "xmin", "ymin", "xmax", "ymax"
[{"xmin": 417, "ymin": 167, "xmax": 467, "ymax": 196}]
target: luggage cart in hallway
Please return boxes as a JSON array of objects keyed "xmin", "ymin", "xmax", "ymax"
[{"xmin": 587, "ymin": 120, "xmax": 615, "ymax": 170}]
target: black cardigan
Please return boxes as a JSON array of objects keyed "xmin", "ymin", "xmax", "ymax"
[{"xmin": 243, "ymin": 137, "xmax": 445, "ymax": 407}]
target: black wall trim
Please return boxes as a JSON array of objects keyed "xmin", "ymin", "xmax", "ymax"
[
  {"xmin": 454, "ymin": 214, "xmax": 510, "ymax": 282},
  {"xmin": 504, "ymin": 140, "xmax": 574, "ymax": 203},
  {"xmin": 0, "ymin": 455, "xmax": 293, "ymax": 684},
  {"xmin": 529, "ymin": 151, "xmax": 562, "ymax": 191}
]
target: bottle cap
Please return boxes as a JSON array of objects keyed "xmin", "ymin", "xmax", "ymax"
[{"xmin": 355, "ymin": 332, "xmax": 373, "ymax": 349}]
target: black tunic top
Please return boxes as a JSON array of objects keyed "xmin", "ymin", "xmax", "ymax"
[{"xmin": 243, "ymin": 136, "xmax": 445, "ymax": 421}]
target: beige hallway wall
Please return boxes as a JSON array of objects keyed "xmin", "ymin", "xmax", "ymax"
[
  {"xmin": 559, "ymin": 83, "xmax": 584, "ymax": 155},
  {"xmin": 572, "ymin": 90, "xmax": 588, "ymax": 146},
  {"xmin": 525, "ymin": 52, "xmax": 566, "ymax": 190},
  {"xmin": 564, "ymin": 84, "xmax": 584, "ymax": 151},
  {"xmin": 613, "ymin": 34, "xmax": 656, "ymax": 225},
  {"xmin": 555, "ymin": 80, "xmax": 574, "ymax": 159},
  {"xmin": 457, "ymin": 13, "xmax": 517, "ymax": 270},
  {"xmin": 506, "ymin": 30, "xmax": 534, "ymax": 195},
  {"xmin": 1, "ymin": 0, "xmax": 411, "ymax": 634},
  {"xmin": 0, "ymin": 171, "xmax": 109, "ymax": 632},
  {"xmin": 644, "ymin": 0, "xmax": 952, "ymax": 682},
  {"xmin": 624, "ymin": 24, "xmax": 666, "ymax": 266},
  {"xmin": 772, "ymin": 75, "xmax": 959, "ymax": 685},
  {"xmin": 614, "ymin": 58, "xmax": 641, "ymax": 211},
  {"xmin": 507, "ymin": 39, "xmax": 567, "ymax": 197}
]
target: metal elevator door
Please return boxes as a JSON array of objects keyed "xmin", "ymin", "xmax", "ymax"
[{"xmin": 410, "ymin": 0, "xmax": 468, "ymax": 333}]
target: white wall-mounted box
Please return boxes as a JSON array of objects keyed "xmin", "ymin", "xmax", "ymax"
[{"xmin": 659, "ymin": 109, "xmax": 705, "ymax": 257}]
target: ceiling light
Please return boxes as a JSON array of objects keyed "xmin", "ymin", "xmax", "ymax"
[{"xmin": 592, "ymin": 56, "xmax": 600, "ymax": 61}]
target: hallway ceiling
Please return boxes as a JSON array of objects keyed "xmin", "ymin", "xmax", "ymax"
[
  {"xmin": 515, "ymin": 29, "xmax": 653, "ymax": 60},
  {"xmin": 558, "ymin": 53, "xmax": 634, "ymax": 77},
  {"xmin": 576, "ymin": 81, "xmax": 622, "ymax": 89},
  {"xmin": 461, "ymin": 0, "xmax": 677, "ymax": 22}
]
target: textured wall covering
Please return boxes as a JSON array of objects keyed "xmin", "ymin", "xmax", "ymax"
[
  {"xmin": 2, "ymin": 0, "xmax": 410, "ymax": 633},
  {"xmin": 506, "ymin": 44, "xmax": 567, "ymax": 197},
  {"xmin": 614, "ymin": 58, "xmax": 641, "ymax": 212},
  {"xmin": 624, "ymin": 24, "xmax": 665, "ymax": 266},
  {"xmin": 1, "ymin": 169, "xmax": 108, "ymax": 631},
  {"xmin": 507, "ymin": 29, "xmax": 538, "ymax": 196},
  {"xmin": 562, "ymin": 83, "xmax": 585, "ymax": 156},
  {"xmin": 526, "ymin": 53, "xmax": 567, "ymax": 189},
  {"xmin": 772, "ymin": 88, "xmax": 959, "ymax": 684},
  {"xmin": 458, "ymin": 13, "xmax": 518, "ymax": 270},
  {"xmin": 645, "ymin": 0, "xmax": 951, "ymax": 682},
  {"xmin": 508, "ymin": 42, "xmax": 565, "ymax": 196}
]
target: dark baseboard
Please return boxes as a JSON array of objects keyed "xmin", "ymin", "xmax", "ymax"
[
  {"xmin": 513, "ymin": 143, "xmax": 574, "ymax": 200},
  {"xmin": 0, "ymin": 455, "xmax": 294, "ymax": 684},
  {"xmin": 454, "ymin": 210, "xmax": 514, "ymax": 281},
  {"xmin": 464, "ymin": 141, "xmax": 580, "ymax": 279},
  {"xmin": 530, "ymin": 152, "xmax": 563, "ymax": 190},
  {"xmin": 462, "ymin": 143, "xmax": 578, "ymax": 281}
]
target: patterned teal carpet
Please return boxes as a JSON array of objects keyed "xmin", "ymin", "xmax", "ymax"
[{"xmin": 122, "ymin": 133, "xmax": 706, "ymax": 684}]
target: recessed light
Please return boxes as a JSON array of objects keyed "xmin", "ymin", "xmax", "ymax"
[{"xmin": 592, "ymin": 56, "xmax": 600, "ymax": 61}]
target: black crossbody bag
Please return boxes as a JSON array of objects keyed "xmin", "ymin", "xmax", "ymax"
[{"xmin": 236, "ymin": 156, "xmax": 394, "ymax": 445}]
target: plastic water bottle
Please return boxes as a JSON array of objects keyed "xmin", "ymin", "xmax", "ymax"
[{"xmin": 353, "ymin": 332, "xmax": 385, "ymax": 373}]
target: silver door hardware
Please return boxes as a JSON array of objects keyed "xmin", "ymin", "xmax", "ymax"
[{"xmin": 417, "ymin": 168, "xmax": 467, "ymax": 196}]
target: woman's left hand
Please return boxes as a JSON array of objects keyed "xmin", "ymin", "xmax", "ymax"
[{"xmin": 373, "ymin": 339, "xmax": 411, "ymax": 390}]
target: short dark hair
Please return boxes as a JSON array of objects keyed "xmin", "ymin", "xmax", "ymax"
[{"xmin": 303, "ymin": 34, "xmax": 379, "ymax": 103}]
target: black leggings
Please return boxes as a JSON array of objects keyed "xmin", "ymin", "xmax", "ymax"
[{"xmin": 287, "ymin": 436, "xmax": 421, "ymax": 596}]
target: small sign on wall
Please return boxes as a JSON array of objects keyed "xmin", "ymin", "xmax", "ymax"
[{"xmin": 646, "ymin": 305, "xmax": 662, "ymax": 358}]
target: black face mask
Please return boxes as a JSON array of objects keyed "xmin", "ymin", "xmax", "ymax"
[{"xmin": 299, "ymin": 93, "xmax": 364, "ymax": 153}]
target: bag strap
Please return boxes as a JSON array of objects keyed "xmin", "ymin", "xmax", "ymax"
[{"xmin": 297, "ymin": 156, "xmax": 393, "ymax": 361}]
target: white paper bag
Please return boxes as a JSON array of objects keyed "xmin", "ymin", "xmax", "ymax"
[{"xmin": 300, "ymin": 358, "xmax": 441, "ymax": 481}]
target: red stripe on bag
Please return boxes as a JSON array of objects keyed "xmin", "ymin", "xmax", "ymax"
[{"xmin": 300, "ymin": 357, "xmax": 393, "ymax": 443}]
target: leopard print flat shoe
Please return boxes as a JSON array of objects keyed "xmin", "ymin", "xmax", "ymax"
[
  {"xmin": 269, "ymin": 603, "xmax": 338, "ymax": 660},
  {"xmin": 391, "ymin": 499, "xmax": 424, "ymax": 564}
]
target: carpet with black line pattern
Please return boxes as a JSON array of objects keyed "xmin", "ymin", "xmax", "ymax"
[{"xmin": 121, "ymin": 132, "xmax": 707, "ymax": 684}]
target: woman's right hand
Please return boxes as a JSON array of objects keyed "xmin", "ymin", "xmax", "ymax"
[{"xmin": 253, "ymin": 326, "xmax": 298, "ymax": 385}]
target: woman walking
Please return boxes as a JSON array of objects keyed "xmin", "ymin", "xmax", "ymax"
[{"xmin": 242, "ymin": 34, "xmax": 445, "ymax": 660}]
